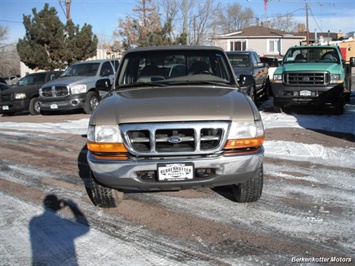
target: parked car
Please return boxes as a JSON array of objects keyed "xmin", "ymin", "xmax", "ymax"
[
  {"xmin": 260, "ymin": 56, "xmax": 281, "ymax": 80},
  {"xmin": 226, "ymin": 51, "xmax": 270, "ymax": 102},
  {"xmin": 0, "ymin": 82, "xmax": 11, "ymax": 92},
  {"xmin": 3, "ymin": 75, "xmax": 20, "ymax": 86},
  {"xmin": 0, "ymin": 82, "xmax": 12, "ymax": 114},
  {"xmin": 39, "ymin": 59, "xmax": 119, "ymax": 114},
  {"xmin": 87, "ymin": 45, "xmax": 264, "ymax": 208},
  {"xmin": 0, "ymin": 71, "xmax": 62, "ymax": 116}
]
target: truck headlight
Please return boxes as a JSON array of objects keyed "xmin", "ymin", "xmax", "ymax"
[
  {"xmin": 15, "ymin": 93, "xmax": 26, "ymax": 99},
  {"xmin": 87, "ymin": 125, "xmax": 128, "ymax": 153},
  {"xmin": 87, "ymin": 125, "xmax": 123, "ymax": 142},
  {"xmin": 273, "ymin": 74, "xmax": 282, "ymax": 83},
  {"xmin": 224, "ymin": 121, "xmax": 264, "ymax": 150},
  {"xmin": 330, "ymin": 74, "xmax": 342, "ymax": 83},
  {"xmin": 71, "ymin": 84, "xmax": 87, "ymax": 94}
]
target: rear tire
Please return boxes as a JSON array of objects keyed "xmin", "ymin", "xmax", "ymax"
[
  {"xmin": 89, "ymin": 171, "xmax": 123, "ymax": 208},
  {"xmin": 232, "ymin": 164, "xmax": 263, "ymax": 203},
  {"xmin": 261, "ymin": 78, "xmax": 270, "ymax": 101}
]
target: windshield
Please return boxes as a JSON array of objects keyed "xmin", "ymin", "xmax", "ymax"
[
  {"xmin": 283, "ymin": 47, "xmax": 340, "ymax": 63},
  {"xmin": 117, "ymin": 49, "xmax": 233, "ymax": 88},
  {"xmin": 226, "ymin": 54, "xmax": 250, "ymax": 68},
  {"xmin": 61, "ymin": 63, "xmax": 100, "ymax": 77},
  {"xmin": 18, "ymin": 73, "xmax": 46, "ymax": 86}
]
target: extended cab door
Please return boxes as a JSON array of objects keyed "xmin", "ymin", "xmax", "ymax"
[{"xmin": 251, "ymin": 53, "xmax": 267, "ymax": 90}]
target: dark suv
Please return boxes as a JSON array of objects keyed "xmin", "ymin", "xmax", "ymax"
[{"xmin": 0, "ymin": 71, "xmax": 62, "ymax": 116}]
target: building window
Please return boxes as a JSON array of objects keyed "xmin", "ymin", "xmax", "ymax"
[
  {"xmin": 268, "ymin": 39, "xmax": 280, "ymax": 53},
  {"xmin": 230, "ymin": 40, "xmax": 246, "ymax": 51}
]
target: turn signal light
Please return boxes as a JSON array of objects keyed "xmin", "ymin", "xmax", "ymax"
[
  {"xmin": 87, "ymin": 142, "xmax": 128, "ymax": 153},
  {"xmin": 224, "ymin": 136, "xmax": 264, "ymax": 150}
]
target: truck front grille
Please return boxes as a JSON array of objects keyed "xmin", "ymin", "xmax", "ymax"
[
  {"xmin": 41, "ymin": 86, "xmax": 69, "ymax": 97},
  {"xmin": 121, "ymin": 122, "xmax": 229, "ymax": 156},
  {"xmin": 284, "ymin": 72, "xmax": 329, "ymax": 86},
  {"xmin": 0, "ymin": 93, "xmax": 13, "ymax": 102}
]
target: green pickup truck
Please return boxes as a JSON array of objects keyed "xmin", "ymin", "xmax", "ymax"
[{"xmin": 272, "ymin": 45, "xmax": 354, "ymax": 114}]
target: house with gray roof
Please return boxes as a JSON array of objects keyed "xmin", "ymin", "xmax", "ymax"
[{"xmin": 211, "ymin": 26, "xmax": 306, "ymax": 58}]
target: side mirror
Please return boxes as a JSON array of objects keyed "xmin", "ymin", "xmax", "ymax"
[
  {"xmin": 349, "ymin": 57, "xmax": 355, "ymax": 67},
  {"xmin": 239, "ymin": 74, "xmax": 255, "ymax": 87},
  {"xmin": 96, "ymin": 78, "xmax": 111, "ymax": 91}
]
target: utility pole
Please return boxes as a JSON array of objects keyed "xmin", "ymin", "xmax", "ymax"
[
  {"xmin": 58, "ymin": 0, "xmax": 71, "ymax": 20},
  {"xmin": 306, "ymin": 2, "xmax": 309, "ymax": 44},
  {"xmin": 66, "ymin": 0, "xmax": 71, "ymax": 20},
  {"xmin": 183, "ymin": 0, "xmax": 188, "ymax": 44},
  {"xmin": 133, "ymin": 0, "xmax": 154, "ymax": 28}
]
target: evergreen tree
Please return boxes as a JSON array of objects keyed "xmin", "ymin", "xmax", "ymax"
[{"xmin": 17, "ymin": 3, "xmax": 98, "ymax": 70}]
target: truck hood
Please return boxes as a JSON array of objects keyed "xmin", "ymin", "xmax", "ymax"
[
  {"xmin": 89, "ymin": 86, "xmax": 255, "ymax": 125},
  {"xmin": 1, "ymin": 84, "xmax": 41, "ymax": 94},
  {"xmin": 42, "ymin": 75, "xmax": 97, "ymax": 87},
  {"xmin": 277, "ymin": 62, "xmax": 342, "ymax": 74}
]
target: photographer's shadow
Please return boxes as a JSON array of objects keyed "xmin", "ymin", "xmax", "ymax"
[{"xmin": 29, "ymin": 194, "xmax": 90, "ymax": 265}]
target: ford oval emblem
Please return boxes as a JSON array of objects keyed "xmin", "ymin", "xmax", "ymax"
[{"xmin": 168, "ymin": 136, "xmax": 183, "ymax": 143}]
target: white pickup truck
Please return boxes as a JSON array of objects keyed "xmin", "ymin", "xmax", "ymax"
[{"xmin": 39, "ymin": 59, "xmax": 119, "ymax": 114}]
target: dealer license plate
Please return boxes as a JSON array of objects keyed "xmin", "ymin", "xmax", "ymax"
[
  {"xmin": 50, "ymin": 104, "xmax": 58, "ymax": 109},
  {"xmin": 300, "ymin": 90, "xmax": 311, "ymax": 96},
  {"xmin": 2, "ymin": 106, "xmax": 9, "ymax": 110},
  {"xmin": 158, "ymin": 163, "xmax": 194, "ymax": 181}
]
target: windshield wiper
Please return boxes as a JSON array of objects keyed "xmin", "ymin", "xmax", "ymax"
[
  {"xmin": 118, "ymin": 82, "xmax": 169, "ymax": 88},
  {"xmin": 165, "ymin": 80, "xmax": 232, "ymax": 87}
]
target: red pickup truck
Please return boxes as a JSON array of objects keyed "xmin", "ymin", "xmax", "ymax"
[{"xmin": 226, "ymin": 51, "xmax": 270, "ymax": 102}]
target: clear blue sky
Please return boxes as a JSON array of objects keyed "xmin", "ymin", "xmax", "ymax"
[{"xmin": 1, "ymin": 0, "xmax": 354, "ymax": 45}]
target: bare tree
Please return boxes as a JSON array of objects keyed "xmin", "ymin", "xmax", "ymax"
[
  {"xmin": 158, "ymin": 0, "xmax": 182, "ymax": 40},
  {"xmin": 214, "ymin": 3, "xmax": 255, "ymax": 34},
  {"xmin": 0, "ymin": 25, "xmax": 20, "ymax": 77},
  {"xmin": 189, "ymin": 0, "xmax": 220, "ymax": 45},
  {"xmin": 267, "ymin": 13, "xmax": 298, "ymax": 32},
  {"xmin": 0, "ymin": 25, "xmax": 9, "ymax": 43}
]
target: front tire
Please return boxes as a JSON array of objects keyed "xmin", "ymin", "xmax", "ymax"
[
  {"xmin": 273, "ymin": 105, "xmax": 283, "ymax": 113},
  {"xmin": 29, "ymin": 97, "xmax": 40, "ymax": 115},
  {"xmin": 232, "ymin": 164, "xmax": 263, "ymax": 203},
  {"xmin": 249, "ymin": 85, "xmax": 256, "ymax": 103},
  {"xmin": 334, "ymin": 94, "xmax": 344, "ymax": 115},
  {"xmin": 83, "ymin": 91, "xmax": 100, "ymax": 114},
  {"xmin": 89, "ymin": 171, "xmax": 123, "ymax": 208}
]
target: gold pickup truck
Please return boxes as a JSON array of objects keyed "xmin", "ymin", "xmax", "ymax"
[{"xmin": 86, "ymin": 45, "xmax": 265, "ymax": 208}]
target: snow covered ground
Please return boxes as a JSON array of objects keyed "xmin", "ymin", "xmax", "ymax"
[
  {"xmin": 1, "ymin": 98, "xmax": 354, "ymax": 265},
  {"xmin": 1, "ymin": 100, "xmax": 354, "ymax": 168}
]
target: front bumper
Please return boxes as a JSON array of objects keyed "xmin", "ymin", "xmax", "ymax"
[
  {"xmin": 39, "ymin": 94, "xmax": 86, "ymax": 111},
  {"xmin": 88, "ymin": 147, "xmax": 264, "ymax": 191},
  {"xmin": 0, "ymin": 99, "xmax": 29, "ymax": 113},
  {"xmin": 272, "ymin": 83, "xmax": 344, "ymax": 107}
]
